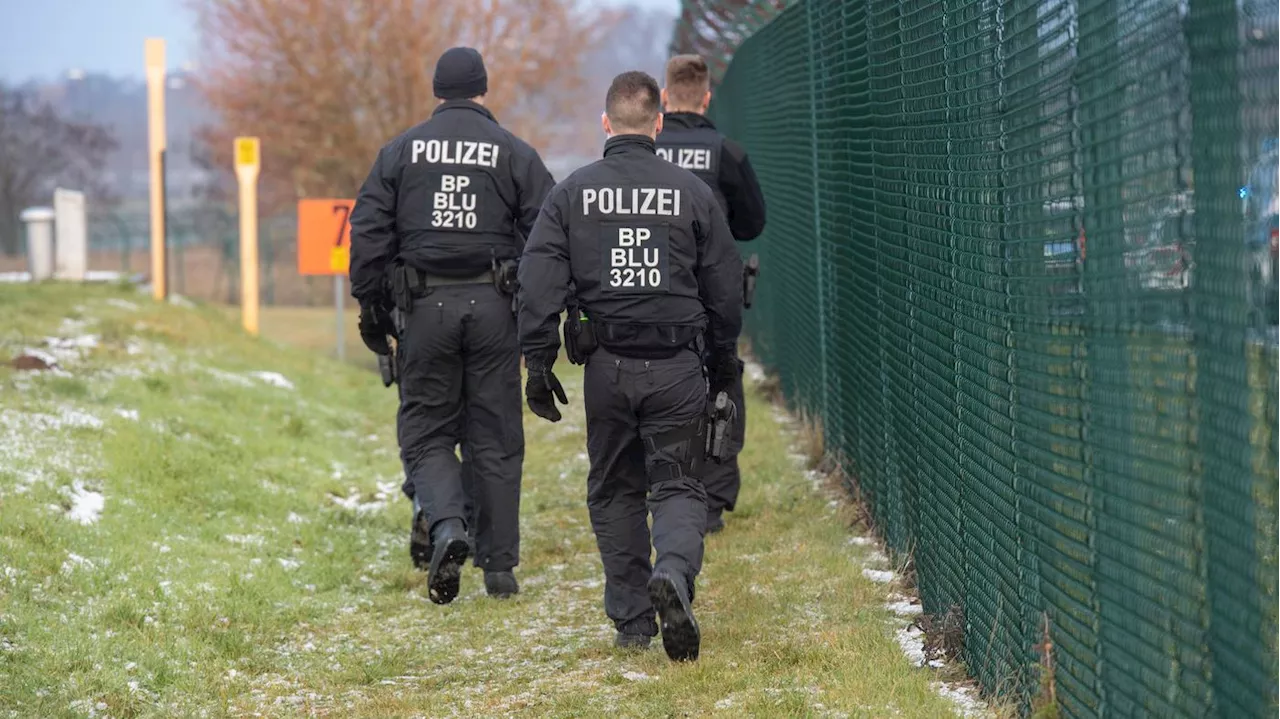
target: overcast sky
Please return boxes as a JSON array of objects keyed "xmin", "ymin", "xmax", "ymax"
[{"xmin": 0, "ymin": 0, "xmax": 681, "ymax": 82}]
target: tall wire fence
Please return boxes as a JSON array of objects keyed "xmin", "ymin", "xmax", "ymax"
[
  {"xmin": 708, "ymin": 0, "xmax": 1278, "ymax": 715},
  {"xmin": 0, "ymin": 203, "xmax": 333, "ymax": 306}
]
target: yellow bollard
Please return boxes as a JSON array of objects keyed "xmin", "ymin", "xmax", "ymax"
[
  {"xmin": 144, "ymin": 38, "xmax": 167, "ymax": 301},
  {"xmin": 234, "ymin": 137, "xmax": 261, "ymax": 336}
]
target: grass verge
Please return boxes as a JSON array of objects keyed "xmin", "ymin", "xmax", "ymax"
[{"xmin": 2, "ymin": 284, "xmax": 963, "ymax": 718}]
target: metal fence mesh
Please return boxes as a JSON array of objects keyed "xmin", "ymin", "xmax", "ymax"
[
  {"xmin": 0, "ymin": 204, "xmax": 324, "ymax": 306},
  {"xmin": 709, "ymin": 0, "xmax": 1278, "ymax": 715}
]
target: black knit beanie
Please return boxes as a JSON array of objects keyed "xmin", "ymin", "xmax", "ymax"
[{"xmin": 433, "ymin": 47, "xmax": 488, "ymax": 100}]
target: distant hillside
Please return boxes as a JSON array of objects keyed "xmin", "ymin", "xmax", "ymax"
[{"xmin": 21, "ymin": 71, "xmax": 214, "ymax": 203}]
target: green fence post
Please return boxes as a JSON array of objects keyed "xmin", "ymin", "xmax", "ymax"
[
  {"xmin": 806, "ymin": 0, "xmax": 829, "ymax": 428},
  {"xmin": 1187, "ymin": 0, "xmax": 1279, "ymax": 714}
]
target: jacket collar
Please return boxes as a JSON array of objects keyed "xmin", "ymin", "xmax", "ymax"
[
  {"xmin": 603, "ymin": 134, "xmax": 656, "ymax": 157},
  {"xmin": 662, "ymin": 111, "xmax": 716, "ymax": 131},
  {"xmin": 432, "ymin": 99, "xmax": 497, "ymax": 122}
]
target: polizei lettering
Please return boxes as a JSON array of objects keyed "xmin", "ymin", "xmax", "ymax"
[
  {"xmin": 582, "ymin": 188, "xmax": 681, "ymax": 217},
  {"xmin": 410, "ymin": 139, "xmax": 500, "ymax": 168},
  {"xmin": 656, "ymin": 147, "xmax": 713, "ymax": 172}
]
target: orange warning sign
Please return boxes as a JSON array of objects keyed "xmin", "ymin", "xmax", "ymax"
[{"xmin": 297, "ymin": 198, "xmax": 355, "ymax": 276}]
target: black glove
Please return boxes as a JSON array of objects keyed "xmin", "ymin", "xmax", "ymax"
[
  {"xmin": 358, "ymin": 300, "xmax": 394, "ymax": 356},
  {"xmin": 708, "ymin": 351, "xmax": 742, "ymax": 397},
  {"xmin": 525, "ymin": 356, "xmax": 568, "ymax": 423}
]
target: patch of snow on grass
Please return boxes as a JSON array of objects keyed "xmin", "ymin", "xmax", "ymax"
[
  {"xmin": 886, "ymin": 599, "xmax": 923, "ymax": 617},
  {"xmin": 931, "ymin": 682, "xmax": 991, "ymax": 718},
  {"xmin": 114, "ymin": 408, "xmax": 139, "ymax": 421},
  {"xmin": 895, "ymin": 625, "xmax": 928, "ymax": 667},
  {"xmin": 16, "ymin": 346, "xmax": 65, "ymax": 370},
  {"xmin": 250, "ymin": 371, "xmax": 295, "ymax": 390},
  {"xmin": 60, "ymin": 409, "xmax": 104, "ymax": 430},
  {"xmin": 0, "ymin": 408, "xmax": 101, "ymax": 494},
  {"xmin": 205, "ymin": 367, "xmax": 254, "ymax": 388},
  {"xmin": 47, "ymin": 334, "xmax": 98, "ymax": 352},
  {"xmin": 106, "ymin": 298, "xmax": 140, "ymax": 311},
  {"xmin": 65, "ymin": 481, "xmax": 105, "ymax": 524},
  {"xmin": 862, "ymin": 569, "xmax": 895, "ymax": 583},
  {"xmin": 60, "ymin": 553, "xmax": 96, "ymax": 574},
  {"xmin": 329, "ymin": 491, "xmax": 387, "ymax": 515}
]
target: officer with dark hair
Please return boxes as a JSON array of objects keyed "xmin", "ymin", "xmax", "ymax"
[
  {"xmin": 350, "ymin": 46, "xmax": 555, "ymax": 605},
  {"xmin": 517, "ymin": 70, "xmax": 743, "ymax": 661},
  {"xmin": 657, "ymin": 53, "xmax": 767, "ymax": 535}
]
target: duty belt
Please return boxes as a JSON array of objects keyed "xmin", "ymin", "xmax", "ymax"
[
  {"xmin": 422, "ymin": 270, "xmax": 495, "ymax": 288},
  {"xmin": 408, "ymin": 267, "xmax": 495, "ymax": 295},
  {"xmin": 391, "ymin": 265, "xmax": 496, "ymax": 314}
]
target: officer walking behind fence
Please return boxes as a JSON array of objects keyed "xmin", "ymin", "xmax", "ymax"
[
  {"xmin": 517, "ymin": 71, "xmax": 743, "ymax": 661},
  {"xmin": 349, "ymin": 47, "xmax": 555, "ymax": 605},
  {"xmin": 656, "ymin": 54, "xmax": 767, "ymax": 536}
]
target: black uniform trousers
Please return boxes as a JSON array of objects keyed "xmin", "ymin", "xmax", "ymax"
[
  {"xmin": 397, "ymin": 283, "xmax": 524, "ymax": 572},
  {"xmin": 702, "ymin": 363, "xmax": 746, "ymax": 515},
  {"xmin": 584, "ymin": 346, "xmax": 708, "ymax": 634}
]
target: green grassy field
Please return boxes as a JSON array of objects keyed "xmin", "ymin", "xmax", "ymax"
[
  {"xmin": 1, "ymin": 284, "xmax": 973, "ymax": 718},
  {"xmin": 215, "ymin": 305, "xmax": 371, "ymax": 371}
]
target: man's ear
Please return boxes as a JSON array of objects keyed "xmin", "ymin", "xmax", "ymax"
[
  {"xmin": 601, "ymin": 112, "xmax": 612, "ymax": 137},
  {"xmin": 661, "ymin": 88, "xmax": 670, "ymax": 110},
  {"xmin": 700, "ymin": 90, "xmax": 711, "ymax": 113},
  {"xmin": 655, "ymin": 113, "xmax": 664, "ymax": 136}
]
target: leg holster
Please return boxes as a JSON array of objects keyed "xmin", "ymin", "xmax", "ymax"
[{"xmin": 643, "ymin": 415, "xmax": 707, "ymax": 481}]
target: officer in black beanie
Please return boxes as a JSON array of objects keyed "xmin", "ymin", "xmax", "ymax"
[{"xmin": 350, "ymin": 46, "xmax": 555, "ymax": 605}]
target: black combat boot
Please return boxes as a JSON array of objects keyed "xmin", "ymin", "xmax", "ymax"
[
  {"xmin": 614, "ymin": 616, "xmax": 656, "ymax": 650},
  {"xmin": 648, "ymin": 569, "xmax": 700, "ymax": 662},
  {"xmin": 614, "ymin": 633, "xmax": 652, "ymax": 650},
  {"xmin": 483, "ymin": 570, "xmax": 519, "ymax": 598},
  {"xmin": 427, "ymin": 518, "xmax": 470, "ymax": 605}
]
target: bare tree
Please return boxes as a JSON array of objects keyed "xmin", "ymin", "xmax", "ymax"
[
  {"xmin": 189, "ymin": 0, "xmax": 615, "ymax": 207},
  {"xmin": 0, "ymin": 85, "xmax": 118, "ymax": 255}
]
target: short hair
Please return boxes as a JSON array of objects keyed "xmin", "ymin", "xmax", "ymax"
[
  {"xmin": 605, "ymin": 71, "xmax": 661, "ymax": 133},
  {"xmin": 665, "ymin": 54, "xmax": 710, "ymax": 108}
]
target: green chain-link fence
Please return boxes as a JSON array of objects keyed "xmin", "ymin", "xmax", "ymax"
[
  {"xmin": 65, "ymin": 204, "xmax": 323, "ymax": 306},
  {"xmin": 708, "ymin": 0, "xmax": 1278, "ymax": 715}
]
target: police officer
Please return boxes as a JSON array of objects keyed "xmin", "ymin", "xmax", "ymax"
[
  {"xmin": 350, "ymin": 47, "xmax": 555, "ymax": 605},
  {"xmin": 657, "ymin": 54, "xmax": 767, "ymax": 535},
  {"xmin": 517, "ymin": 71, "xmax": 743, "ymax": 661}
]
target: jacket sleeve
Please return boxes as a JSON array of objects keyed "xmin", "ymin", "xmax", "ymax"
[
  {"xmin": 517, "ymin": 185, "xmax": 572, "ymax": 361},
  {"xmin": 349, "ymin": 144, "xmax": 398, "ymax": 304},
  {"xmin": 511, "ymin": 138, "xmax": 557, "ymax": 243},
  {"xmin": 694, "ymin": 185, "xmax": 745, "ymax": 355},
  {"xmin": 720, "ymin": 138, "xmax": 768, "ymax": 242}
]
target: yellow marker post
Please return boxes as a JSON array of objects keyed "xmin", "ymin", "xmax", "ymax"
[
  {"xmin": 234, "ymin": 137, "xmax": 261, "ymax": 335},
  {"xmin": 144, "ymin": 38, "xmax": 167, "ymax": 301}
]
